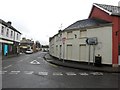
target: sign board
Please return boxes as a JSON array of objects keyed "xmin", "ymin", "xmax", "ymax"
[{"xmin": 86, "ymin": 37, "xmax": 98, "ymax": 45}]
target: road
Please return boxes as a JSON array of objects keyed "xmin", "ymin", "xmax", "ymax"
[{"xmin": 1, "ymin": 51, "xmax": 119, "ymax": 88}]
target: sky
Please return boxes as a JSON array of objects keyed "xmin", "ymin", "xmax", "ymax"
[{"xmin": 0, "ymin": 0, "xmax": 120, "ymax": 45}]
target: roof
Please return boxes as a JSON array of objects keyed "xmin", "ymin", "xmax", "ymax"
[
  {"xmin": 93, "ymin": 3, "xmax": 120, "ymax": 16},
  {"xmin": 64, "ymin": 18, "xmax": 111, "ymax": 31},
  {"xmin": 0, "ymin": 19, "xmax": 21, "ymax": 34}
]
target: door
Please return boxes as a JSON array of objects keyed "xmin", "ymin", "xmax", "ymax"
[
  {"xmin": 67, "ymin": 45, "xmax": 72, "ymax": 60},
  {"xmin": 79, "ymin": 44, "xmax": 86, "ymax": 61},
  {"xmin": 4, "ymin": 44, "xmax": 8, "ymax": 56}
]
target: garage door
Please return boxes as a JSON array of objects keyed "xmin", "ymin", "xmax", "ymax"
[
  {"xmin": 79, "ymin": 44, "xmax": 86, "ymax": 61},
  {"xmin": 67, "ymin": 45, "xmax": 72, "ymax": 60}
]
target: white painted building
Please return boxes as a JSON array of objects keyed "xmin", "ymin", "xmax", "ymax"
[
  {"xmin": 49, "ymin": 18, "xmax": 112, "ymax": 65},
  {"xmin": 0, "ymin": 19, "xmax": 21, "ymax": 57}
]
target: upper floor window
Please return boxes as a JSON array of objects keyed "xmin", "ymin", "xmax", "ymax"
[
  {"xmin": 6, "ymin": 29, "xmax": 9, "ymax": 37},
  {"xmin": 67, "ymin": 31, "xmax": 73, "ymax": 39},
  {"xmin": 80, "ymin": 30, "xmax": 87, "ymax": 38},
  {"xmin": 11, "ymin": 31, "xmax": 13, "ymax": 38},
  {"xmin": 17, "ymin": 33, "xmax": 19, "ymax": 40},
  {"xmin": 1, "ymin": 26, "xmax": 4, "ymax": 35}
]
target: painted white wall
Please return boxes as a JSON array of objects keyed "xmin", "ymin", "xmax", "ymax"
[
  {"xmin": 0, "ymin": 23, "xmax": 21, "ymax": 43},
  {"xmin": 49, "ymin": 25, "xmax": 112, "ymax": 65}
]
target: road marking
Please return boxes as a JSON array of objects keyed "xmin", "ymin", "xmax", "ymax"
[
  {"xmin": 24, "ymin": 71, "xmax": 34, "ymax": 74},
  {"xmin": 47, "ymin": 60, "xmax": 53, "ymax": 62},
  {"xmin": 79, "ymin": 72, "xmax": 89, "ymax": 76},
  {"xmin": 30, "ymin": 60, "xmax": 40, "ymax": 65},
  {"xmin": 90, "ymin": 72, "xmax": 103, "ymax": 76},
  {"xmin": 53, "ymin": 72, "xmax": 63, "ymax": 76},
  {"xmin": 3, "ymin": 65, "xmax": 12, "ymax": 69},
  {"xmin": 0, "ymin": 71, "xmax": 7, "ymax": 74},
  {"xmin": 17, "ymin": 59, "xmax": 24, "ymax": 62},
  {"xmin": 9, "ymin": 71, "xmax": 20, "ymax": 74},
  {"xmin": 37, "ymin": 57, "xmax": 42, "ymax": 59},
  {"xmin": 66, "ymin": 72, "xmax": 76, "ymax": 76},
  {"xmin": 48, "ymin": 63, "xmax": 58, "ymax": 67},
  {"xmin": 38, "ymin": 72, "xmax": 48, "ymax": 76}
]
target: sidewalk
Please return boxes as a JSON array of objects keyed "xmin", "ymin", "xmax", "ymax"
[{"xmin": 44, "ymin": 53, "xmax": 120, "ymax": 73}]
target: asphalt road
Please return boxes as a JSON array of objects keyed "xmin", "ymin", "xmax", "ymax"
[{"xmin": 1, "ymin": 51, "xmax": 119, "ymax": 88}]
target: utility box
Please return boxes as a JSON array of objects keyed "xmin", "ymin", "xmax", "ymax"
[{"xmin": 95, "ymin": 55, "xmax": 102, "ymax": 66}]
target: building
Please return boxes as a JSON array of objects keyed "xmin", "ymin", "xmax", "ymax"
[
  {"xmin": 20, "ymin": 38, "xmax": 34, "ymax": 53},
  {"xmin": 0, "ymin": 19, "xmax": 21, "ymax": 58},
  {"xmin": 20, "ymin": 38, "xmax": 41, "ymax": 53},
  {"xmin": 49, "ymin": 3, "xmax": 120, "ymax": 67}
]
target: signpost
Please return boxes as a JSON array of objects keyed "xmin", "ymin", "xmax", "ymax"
[{"xmin": 62, "ymin": 37, "xmax": 66, "ymax": 63}]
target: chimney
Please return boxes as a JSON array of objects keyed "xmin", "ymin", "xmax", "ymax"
[{"xmin": 7, "ymin": 21, "xmax": 12, "ymax": 26}]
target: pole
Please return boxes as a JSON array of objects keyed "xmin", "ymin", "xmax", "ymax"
[
  {"xmin": 88, "ymin": 45, "xmax": 91, "ymax": 65},
  {"xmin": 63, "ymin": 43, "xmax": 65, "ymax": 63},
  {"xmin": 93, "ymin": 45, "xmax": 95, "ymax": 65}
]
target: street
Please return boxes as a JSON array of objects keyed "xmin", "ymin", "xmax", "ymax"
[{"xmin": 1, "ymin": 51, "xmax": 119, "ymax": 88}]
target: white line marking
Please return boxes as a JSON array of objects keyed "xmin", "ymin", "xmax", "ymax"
[
  {"xmin": 66, "ymin": 72, "xmax": 76, "ymax": 76},
  {"xmin": 53, "ymin": 72, "xmax": 63, "ymax": 76},
  {"xmin": 3, "ymin": 65, "xmax": 12, "ymax": 69},
  {"xmin": 9, "ymin": 71, "xmax": 20, "ymax": 74},
  {"xmin": 90, "ymin": 72, "xmax": 103, "ymax": 76},
  {"xmin": 37, "ymin": 57, "xmax": 42, "ymax": 59},
  {"xmin": 17, "ymin": 59, "xmax": 24, "ymax": 62},
  {"xmin": 0, "ymin": 71, "xmax": 7, "ymax": 74},
  {"xmin": 38, "ymin": 72, "xmax": 48, "ymax": 75},
  {"xmin": 30, "ymin": 60, "xmax": 40, "ymax": 65},
  {"xmin": 79, "ymin": 72, "xmax": 89, "ymax": 76},
  {"xmin": 24, "ymin": 71, "xmax": 34, "ymax": 74}
]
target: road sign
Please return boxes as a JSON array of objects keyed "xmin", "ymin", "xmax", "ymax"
[{"xmin": 30, "ymin": 60, "xmax": 40, "ymax": 65}]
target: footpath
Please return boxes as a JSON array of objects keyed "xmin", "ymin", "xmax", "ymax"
[{"xmin": 44, "ymin": 53, "xmax": 120, "ymax": 73}]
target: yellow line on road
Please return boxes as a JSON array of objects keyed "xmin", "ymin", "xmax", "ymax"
[{"xmin": 48, "ymin": 63, "xmax": 58, "ymax": 67}]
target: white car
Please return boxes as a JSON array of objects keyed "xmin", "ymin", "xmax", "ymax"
[{"xmin": 25, "ymin": 49, "xmax": 33, "ymax": 54}]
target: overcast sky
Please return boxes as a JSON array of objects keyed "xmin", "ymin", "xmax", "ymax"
[{"xmin": 0, "ymin": 0, "xmax": 120, "ymax": 45}]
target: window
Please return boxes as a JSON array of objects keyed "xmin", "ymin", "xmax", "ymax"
[
  {"xmin": 80, "ymin": 30, "xmax": 87, "ymax": 38},
  {"xmin": 17, "ymin": 33, "xmax": 19, "ymax": 40},
  {"xmin": 1, "ymin": 26, "xmax": 4, "ymax": 35},
  {"xmin": 11, "ymin": 31, "xmax": 13, "ymax": 38},
  {"xmin": 6, "ymin": 29, "xmax": 9, "ymax": 37},
  {"xmin": 67, "ymin": 31, "xmax": 73, "ymax": 39}
]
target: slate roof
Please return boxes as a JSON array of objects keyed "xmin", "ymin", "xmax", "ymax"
[
  {"xmin": 0, "ymin": 19, "xmax": 21, "ymax": 34},
  {"xmin": 94, "ymin": 3, "xmax": 120, "ymax": 16},
  {"xmin": 64, "ymin": 18, "xmax": 111, "ymax": 30}
]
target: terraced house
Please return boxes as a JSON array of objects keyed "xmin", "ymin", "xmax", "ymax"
[
  {"xmin": 0, "ymin": 19, "xmax": 21, "ymax": 58},
  {"xmin": 49, "ymin": 3, "xmax": 120, "ymax": 67}
]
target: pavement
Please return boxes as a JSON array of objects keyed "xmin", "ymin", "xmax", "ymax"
[{"xmin": 44, "ymin": 53, "xmax": 120, "ymax": 73}]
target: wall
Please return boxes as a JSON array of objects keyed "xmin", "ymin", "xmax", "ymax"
[{"xmin": 49, "ymin": 25, "xmax": 112, "ymax": 64}]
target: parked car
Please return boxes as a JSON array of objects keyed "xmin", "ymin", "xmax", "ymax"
[{"xmin": 25, "ymin": 49, "xmax": 33, "ymax": 54}]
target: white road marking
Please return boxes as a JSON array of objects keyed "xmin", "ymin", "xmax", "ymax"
[
  {"xmin": 90, "ymin": 72, "xmax": 103, "ymax": 76},
  {"xmin": 17, "ymin": 59, "xmax": 24, "ymax": 62},
  {"xmin": 0, "ymin": 71, "xmax": 7, "ymax": 74},
  {"xmin": 30, "ymin": 60, "xmax": 40, "ymax": 65},
  {"xmin": 3, "ymin": 65, "xmax": 12, "ymax": 69},
  {"xmin": 9, "ymin": 71, "xmax": 20, "ymax": 74},
  {"xmin": 47, "ymin": 60, "xmax": 53, "ymax": 62},
  {"xmin": 37, "ymin": 57, "xmax": 42, "ymax": 59},
  {"xmin": 38, "ymin": 72, "xmax": 48, "ymax": 75},
  {"xmin": 66, "ymin": 72, "xmax": 76, "ymax": 76},
  {"xmin": 53, "ymin": 72, "xmax": 63, "ymax": 76},
  {"xmin": 24, "ymin": 71, "xmax": 34, "ymax": 74},
  {"xmin": 79, "ymin": 72, "xmax": 89, "ymax": 76}
]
